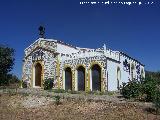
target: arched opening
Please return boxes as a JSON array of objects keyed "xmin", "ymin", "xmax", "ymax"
[
  {"xmin": 91, "ymin": 64, "xmax": 101, "ymax": 91},
  {"xmin": 35, "ymin": 63, "xmax": 42, "ymax": 87},
  {"xmin": 65, "ymin": 67, "xmax": 72, "ymax": 90},
  {"xmin": 77, "ymin": 66, "xmax": 85, "ymax": 91},
  {"xmin": 131, "ymin": 63, "xmax": 135, "ymax": 81},
  {"xmin": 117, "ymin": 67, "xmax": 121, "ymax": 90}
]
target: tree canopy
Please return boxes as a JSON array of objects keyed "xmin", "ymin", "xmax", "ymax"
[{"xmin": 0, "ymin": 45, "xmax": 15, "ymax": 85}]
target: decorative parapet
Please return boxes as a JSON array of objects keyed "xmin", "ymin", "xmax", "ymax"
[
  {"xmin": 105, "ymin": 48, "xmax": 120, "ymax": 61},
  {"xmin": 60, "ymin": 47, "xmax": 120, "ymax": 62}
]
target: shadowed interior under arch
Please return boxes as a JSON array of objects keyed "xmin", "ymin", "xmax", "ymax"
[
  {"xmin": 77, "ymin": 66, "xmax": 85, "ymax": 91},
  {"xmin": 35, "ymin": 63, "xmax": 42, "ymax": 87},
  {"xmin": 65, "ymin": 67, "xmax": 72, "ymax": 90},
  {"xmin": 91, "ymin": 64, "xmax": 101, "ymax": 91}
]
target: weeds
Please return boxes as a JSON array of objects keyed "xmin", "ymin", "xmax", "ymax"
[
  {"xmin": 53, "ymin": 89, "xmax": 66, "ymax": 93},
  {"xmin": 54, "ymin": 95, "xmax": 61, "ymax": 105},
  {"xmin": 8, "ymin": 89, "xmax": 16, "ymax": 96},
  {"xmin": 21, "ymin": 92, "xmax": 29, "ymax": 97}
]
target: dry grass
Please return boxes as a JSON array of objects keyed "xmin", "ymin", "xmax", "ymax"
[{"xmin": 0, "ymin": 93, "xmax": 160, "ymax": 120}]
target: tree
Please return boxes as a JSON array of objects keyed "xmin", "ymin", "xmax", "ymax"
[
  {"xmin": 7, "ymin": 74, "xmax": 19, "ymax": 84},
  {"xmin": 0, "ymin": 45, "xmax": 15, "ymax": 85},
  {"xmin": 142, "ymin": 76, "xmax": 157, "ymax": 102},
  {"xmin": 153, "ymin": 85, "xmax": 160, "ymax": 115}
]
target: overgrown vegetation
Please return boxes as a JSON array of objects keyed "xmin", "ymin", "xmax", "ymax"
[
  {"xmin": 120, "ymin": 78, "xmax": 156, "ymax": 101},
  {"xmin": 7, "ymin": 74, "xmax": 19, "ymax": 84},
  {"xmin": 120, "ymin": 71, "xmax": 160, "ymax": 114},
  {"xmin": 0, "ymin": 45, "xmax": 20, "ymax": 86},
  {"xmin": 53, "ymin": 88, "xmax": 66, "ymax": 93},
  {"xmin": 43, "ymin": 78, "xmax": 54, "ymax": 90},
  {"xmin": 22, "ymin": 80, "xmax": 28, "ymax": 88},
  {"xmin": 54, "ymin": 95, "xmax": 61, "ymax": 105},
  {"xmin": 153, "ymin": 85, "xmax": 160, "ymax": 114}
]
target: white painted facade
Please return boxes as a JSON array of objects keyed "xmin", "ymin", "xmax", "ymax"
[{"xmin": 22, "ymin": 38, "xmax": 145, "ymax": 91}]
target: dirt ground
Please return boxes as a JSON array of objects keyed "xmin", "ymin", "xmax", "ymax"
[{"xmin": 0, "ymin": 93, "xmax": 160, "ymax": 120}]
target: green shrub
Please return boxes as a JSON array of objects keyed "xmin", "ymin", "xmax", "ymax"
[
  {"xmin": 22, "ymin": 81, "xmax": 27, "ymax": 88},
  {"xmin": 142, "ymin": 76, "xmax": 157, "ymax": 102},
  {"xmin": 153, "ymin": 85, "xmax": 160, "ymax": 114},
  {"xmin": 92, "ymin": 90, "xmax": 104, "ymax": 95},
  {"xmin": 0, "ymin": 74, "xmax": 19, "ymax": 86},
  {"xmin": 8, "ymin": 74, "xmax": 19, "ymax": 84},
  {"xmin": 69, "ymin": 90, "xmax": 79, "ymax": 94},
  {"xmin": 120, "ymin": 79, "xmax": 143, "ymax": 99},
  {"xmin": 104, "ymin": 91, "xmax": 115, "ymax": 96},
  {"xmin": 54, "ymin": 95, "xmax": 61, "ymax": 105},
  {"xmin": 53, "ymin": 88, "xmax": 66, "ymax": 93},
  {"xmin": 0, "ymin": 74, "xmax": 9, "ymax": 86},
  {"xmin": 18, "ymin": 92, "xmax": 29, "ymax": 96},
  {"xmin": 85, "ymin": 89, "xmax": 92, "ymax": 94},
  {"xmin": 120, "ymin": 76, "xmax": 159, "ymax": 102},
  {"xmin": 8, "ymin": 89, "xmax": 16, "ymax": 96},
  {"xmin": 43, "ymin": 78, "xmax": 54, "ymax": 90},
  {"xmin": 19, "ymin": 80, "xmax": 23, "ymax": 88}
]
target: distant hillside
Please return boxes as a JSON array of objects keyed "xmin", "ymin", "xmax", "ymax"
[{"xmin": 145, "ymin": 70, "xmax": 160, "ymax": 84}]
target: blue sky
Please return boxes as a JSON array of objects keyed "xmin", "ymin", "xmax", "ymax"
[{"xmin": 0, "ymin": 0, "xmax": 160, "ymax": 78}]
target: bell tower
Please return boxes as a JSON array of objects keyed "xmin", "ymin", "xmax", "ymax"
[{"xmin": 38, "ymin": 26, "xmax": 45, "ymax": 38}]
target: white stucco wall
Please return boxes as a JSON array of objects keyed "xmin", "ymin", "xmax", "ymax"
[
  {"xmin": 57, "ymin": 43, "xmax": 78, "ymax": 54},
  {"xmin": 107, "ymin": 60, "xmax": 119, "ymax": 91},
  {"xmin": 119, "ymin": 55, "xmax": 131, "ymax": 84}
]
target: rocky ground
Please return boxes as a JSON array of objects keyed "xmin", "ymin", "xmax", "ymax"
[{"xmin": 0, "ymin": 88, "xmax": 160, "ymax": 120}]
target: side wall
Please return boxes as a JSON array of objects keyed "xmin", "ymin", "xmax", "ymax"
[
  {"xmin": 107, "ymin": 54, "xmax": 145, "ymax": 91},
  {"xmin": 107, "ymin": 60, "xmax": 120, "ymax": 91}
]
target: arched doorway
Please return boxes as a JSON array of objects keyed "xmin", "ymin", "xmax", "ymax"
[
  {"xmin": 77, "ymin": 66, "xmax": 85, "ymax": 91},
  {"xmin": 91, "ymin": 64, "xmax": 101, "ymax": 91},
  {"xmin": 35, "ymin": 63, "xmax": 42, "ymax": 87},
  {"xmin": 65, "ymin": 67, "xmax": 72, "ymax": 90}
]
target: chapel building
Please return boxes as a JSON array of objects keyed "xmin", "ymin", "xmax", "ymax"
[{"xmin": 22, "ymin": 36, "xmax": 145, "ymax": 91}]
